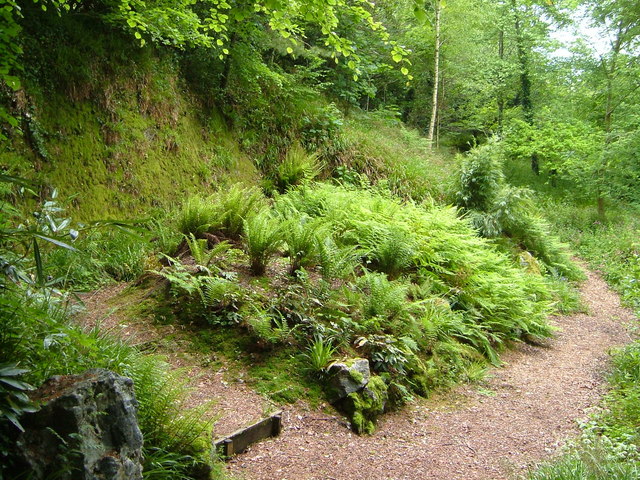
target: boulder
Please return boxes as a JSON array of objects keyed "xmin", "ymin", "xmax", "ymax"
[
  {"xmin": 11, "ymin": 369, "xmax": 143, "ymax": 480},
  {"xmin": 327, "ymin": 358, "xmax": 370, "ymax": 401}
]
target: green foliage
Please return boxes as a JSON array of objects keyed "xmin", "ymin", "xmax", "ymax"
[
  {"xmin": 177, "ymin": 197, "xmax": 218, "ymax": 237},
  {"xmin": 0, "ymin": 187, "xmax": 219, "ymax": 479},
  {"xmin": 456, "ymin": 143, "xmax": 583, "ymax": 281},
  {"xmin": 184, "ymin": 233, "xmax": 232, "ymax": 270},
  {"xmin": 357, "ymin": 272, "xmax": 409, "ymax": 322},
  {"xmin": 0, "ymin": 364, "xmax": 37, "ymax": 433},
  {"xmin": 339, "ymin": 113, "xmax": 455, "ymax": 203},
  {"xmin": 46, "ymin": 228, "xmax": 152, "ymax": 289},
  {"xmin": 456, "ymin": 142, "xmax": 504, "ymax": 211},
  {"xmin": 281, "ymin": 184, "xmax": 555, "ymax": 367},
  {"xmin": 274, "ymin": 143, "xmax": 322, "ymax": 194},
  {"xmin": 242, "ymin": 209, "xmax": 283, "ymax": 275},
  {"xmin": 535, "ymin": 196, "xmax": 640, "ymax": 315},
  {"xmin": 245, "ymin": 310, "xmax": 294, "ymax": 346},
  {"xmin": 177, "ymin": 185, "xmax": 266, "ymax": 239},
  {"xmin": 527, "ymin": 447, "xmax": 640, "ymax": 480},
  {"xmin": 122, "ymin": 355, "xmax": 212, "ymax": 459},
  {"xmin": 303, "ymin": 335, "xmax": 337, "ymax": 375},
  {"xmin": 280, "ymin": 215, "xmax": 327, "ymax": 274}
]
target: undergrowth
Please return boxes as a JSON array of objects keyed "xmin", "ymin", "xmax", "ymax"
[
  {"xmin": 0, "ymin": 183, "xmax": 224, "ymax": 479},
  {"xmin": 156, "ymin": 181, "xmax": 569, "ymax": 431}
]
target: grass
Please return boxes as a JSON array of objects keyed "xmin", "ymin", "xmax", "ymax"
[{"xmin": 338, "ymin": 111, "xmax": 457, "ymax": 203}]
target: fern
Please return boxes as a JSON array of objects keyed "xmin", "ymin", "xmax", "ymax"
[
  {"xmin": 184, "ymin": 233, "xmax": 232, "ymax": 270},
  {"xmin": 282, "ymin": 216, "xmax": 327, "ymax": 274},
  {"xmin": 122, "ymin": 355, "xmax": 213, "ymax": 457},
  {"xmin": 176, "ymin": 197, "xmax": 216, "ymax": 236},
  {"xmin": 275, "ymin": 142, "xmax": 322, "ymax": 193},
  {"xmin": 213, "ymin": 184, "xmax": 266, "ymax": 238},
  {"xmin": 357, "ymin": 271, "xmax": 409, "ymax": 321},
  {"xmin": 243, "ymin": 209, "xmax": 283, "ymax": 275},
  {"xmin": 177, "ymin": 185, "xmax": 266, "ymax": 240}
]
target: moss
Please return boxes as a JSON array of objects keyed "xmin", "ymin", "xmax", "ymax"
[
  {"xmin": 8, "ymin": 25, "xmax": 260, "ymax": 222},
  {"xmin": 349, "ymin": 368, "xmax": 364, "ymax": 384},
  {"xmin": 345, "ymin": 375, "xmax": 388, "ymax": 435}
]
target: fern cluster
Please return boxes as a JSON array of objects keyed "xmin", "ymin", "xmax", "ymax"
[
  {"xmin": 456, "ymin": 143, "xmax": 584, "ymax": 281},
  {"xmin": 177, "ymin": 184, "xmax": 266, "ymax": 238},
  {"xmin": 163, "ymin": 182, "xmax": 572, "ymax": 431},
  {"xmin": 274, "ymin": 142, "xmax": 322, "ymax": 193}
]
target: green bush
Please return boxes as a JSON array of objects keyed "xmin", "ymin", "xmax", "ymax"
[
  {"xmin": 176, "ymin": 196, "xmax": 218, "ymax": 237},
  {"xmin": 177, "ymin": 184, "xmax": 266, "ymax": 239},
  {"xmin": 281, "ymin": 183, "xmax": 555, "ymax": 352},
  {"xmin": 456, "ymin": 144, "xmax": 583, "ymax": 281},
  {"xmin": 280, "ymin": 215, "xmax": 327, "ymax": 274}
]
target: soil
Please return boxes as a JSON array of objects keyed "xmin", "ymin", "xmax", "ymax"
[
  {"xmin": 75, "ymin": 283, "xmax": 270, "ymax": 437},
  {"xmin": 224, "ymin": 270, "xmax": 634, "ymax": 480},
  {"xmin": 77, "ymin": 269, "xmax": 635, "ymax": 480}
]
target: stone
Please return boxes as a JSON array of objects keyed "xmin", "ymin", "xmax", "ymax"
[
  {"xmin": 327, "ymin": 358, "xmax": 371, "ymax": 401},
  {"xmin": 11, "ymin": 369, "xmax": 143, "ymax": 480},
  {"xmin": 344, "ymin": 376, "xmax": 388, "ymax": 435}
]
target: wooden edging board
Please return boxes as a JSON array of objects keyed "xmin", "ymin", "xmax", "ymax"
[{"xmin": 213, "ymin": 410, "xmax": 283, "ymax": 458}]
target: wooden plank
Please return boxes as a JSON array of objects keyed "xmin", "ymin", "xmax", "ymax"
[{"xmin": 214, "ymin": 411, "xmax": 283, "ymax": 458}]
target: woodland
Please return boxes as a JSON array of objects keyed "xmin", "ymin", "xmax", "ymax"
[{"xmin": 0, "ymin": 0, "xmax": 639, "ymax": 479}]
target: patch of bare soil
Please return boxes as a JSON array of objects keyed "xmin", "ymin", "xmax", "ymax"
[
  {"xmin": 75, "ymin": 283, "xmax": 269, "ymax": 438},
  {"xmin": 225, "ymin": 270, "xmax": 634, "ymax": 480}
]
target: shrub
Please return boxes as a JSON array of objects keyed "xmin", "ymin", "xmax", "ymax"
[
  {"xmin": 303, "ymin": 335, "xmax": 337, "ymax": 375},
  {"xmin": 176, "ymin": 196, "xmax": 217, "ymax": 237},
  {"xmin": 456, "ymin": 143, "xmax": 583, "ymax": 281},
  {"xmin": 281, "ymin": 216, "xmax": 327, "ymax": 274},
  {"xmin": 177, "ymin": 184, "xmax": 266, "ymax": 239}
]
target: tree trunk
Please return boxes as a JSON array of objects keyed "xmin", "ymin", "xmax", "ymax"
[
  {"xmin": 427, "ymin": 0, "xmax": 441, "ymax": 149},
  {"xmin": 596, "ymin": 22, "xmax": 624, "ymax": 220},
  {"xmin": 597, "ymin": 195, "xmax": 606, "ymax": 221}
]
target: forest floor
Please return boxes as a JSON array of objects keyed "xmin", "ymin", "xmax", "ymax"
[{"xmin": 78, "ymin": 269, "xmax": 635, "ymax": 480}]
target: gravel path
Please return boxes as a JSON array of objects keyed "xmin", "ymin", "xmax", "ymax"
[{"xmin": 225, "ymin": 270, "xmax": 634, "ymax": 480}]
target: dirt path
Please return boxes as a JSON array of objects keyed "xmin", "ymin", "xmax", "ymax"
[
  {"xmin": 76, "ymin": 284, "xmax": 269, "ymax": 437},
  {"xmin": 224, "ymin": 270, "xmax": 634, "ymax": 480}
]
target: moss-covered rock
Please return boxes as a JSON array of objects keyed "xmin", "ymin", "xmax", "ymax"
[
  {"xmin": 327, "ymin": 358, "xmax": 370, "ymax": 402},
  {"xmin": 343, "ymin": 375, "xmax": 388, "ymax": 435}
]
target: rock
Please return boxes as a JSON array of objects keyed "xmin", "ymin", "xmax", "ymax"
[
  {"xmin": 327, "ymin": 358, "xmax": 370, "ymax": 401},
  {"xmin": 11, "ymin": 369, "xmax": 143, "ymax": 480},
  {"xmin": 344, "ymin": 376, "xmax": 389, "ymax": 435}
]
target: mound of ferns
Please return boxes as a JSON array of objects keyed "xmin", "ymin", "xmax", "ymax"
[
  {"xmin": 167, "ymin": 183, "xmax": 565, "ymax": 416},
  {"xmin": 278, "ymin": 183, "xmax": 555, "ymax": 350}
]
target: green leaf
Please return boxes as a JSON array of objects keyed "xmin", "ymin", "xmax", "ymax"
[
  {"xmin": 0, "ymin": 365, "xmax": 29, "ymax": 377},
  {"xmin": 33, "ymin": 238, "xmax": 43, "ymax": 286},
  {"xmin": 414, "ymin": 7, "xmax": 428, "ymax": 24},
  {"xmin": 401, "ymin": 67, "xmax": 409, "ymax": 75},
  {"xmin": 286, "ymin": 47, "xmax": 293, "ymax": 54},
  {"xmin": 392, "ymin": 54, "xmax": 403, "ymax": 63},
  {"xmin": 0, "ymin": 377, "xmax": 33, "ymax": 390},
  {"xmin": 3, "ymin": 411, "xmax": 24, "ymax": 432},
  {"xmin": 34, "ymin": 234, "xmax": 78, "ymax": 251}
]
